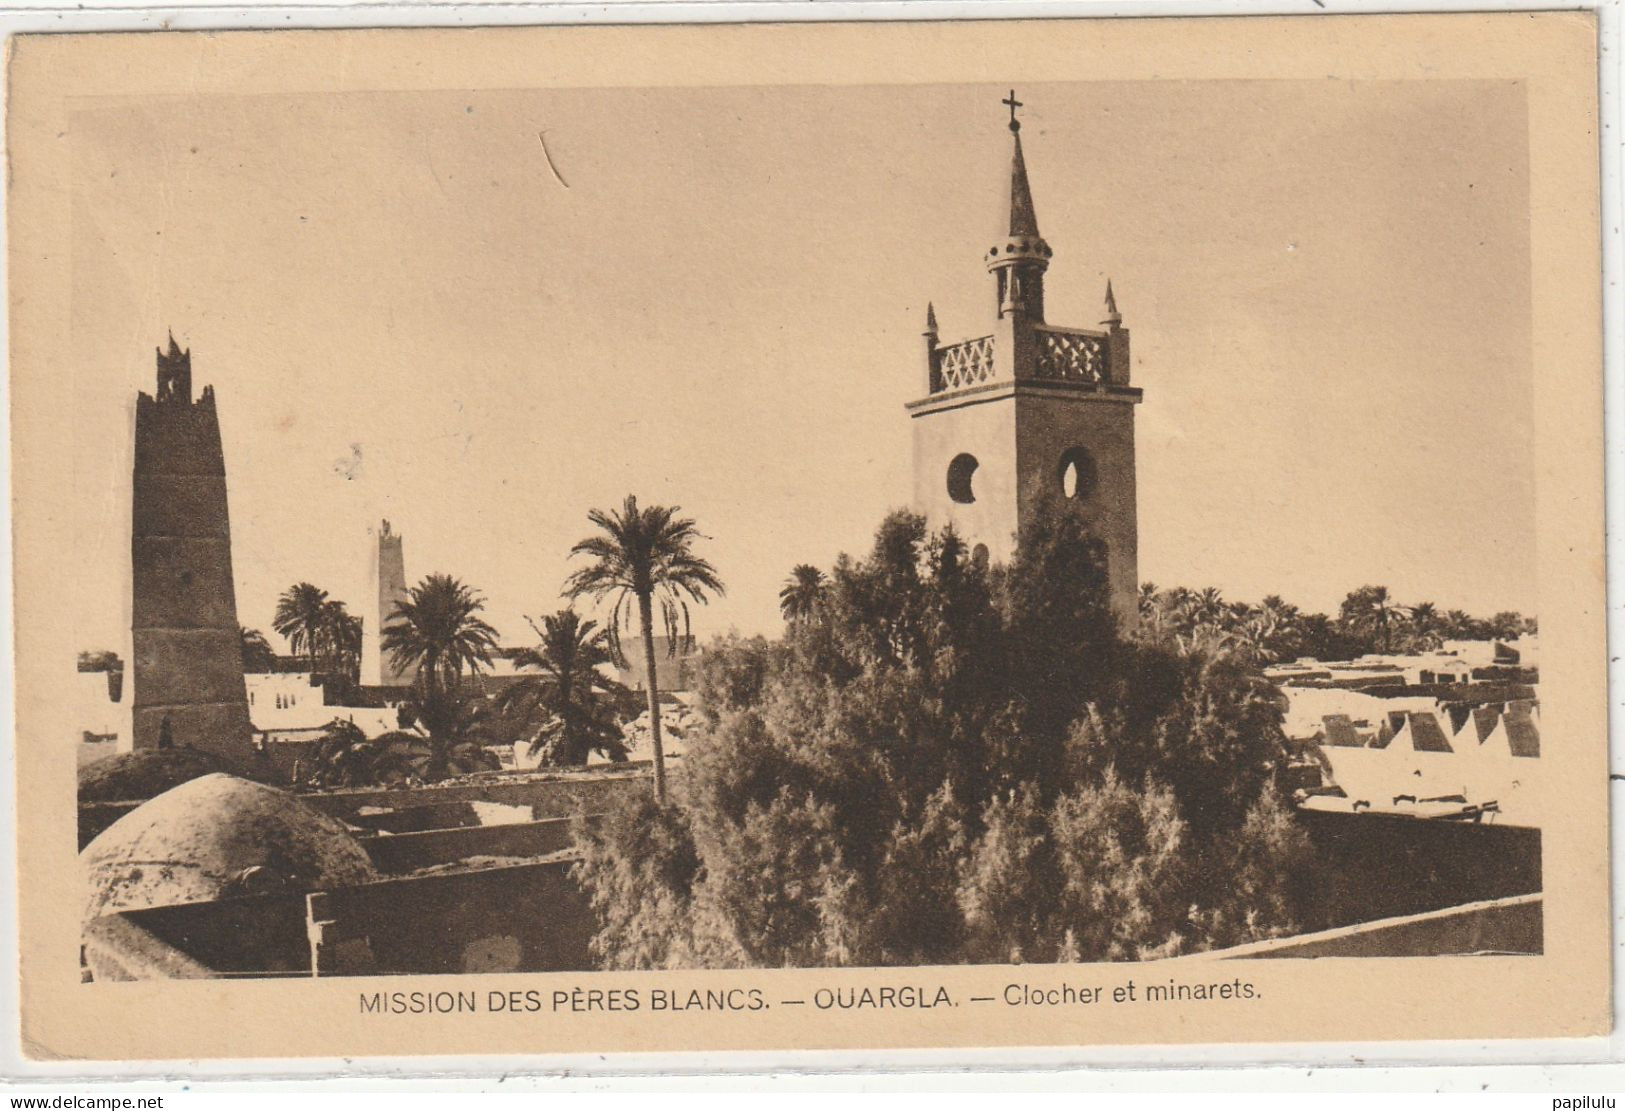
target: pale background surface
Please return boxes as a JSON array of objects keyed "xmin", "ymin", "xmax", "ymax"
[
  {"xmin": 8, "ymin": 13, "xmax": 1606, "ymax": 1063},
  {"xmin": 65, "ymin": 77, "xmax": 1532, "ymax": 656}
]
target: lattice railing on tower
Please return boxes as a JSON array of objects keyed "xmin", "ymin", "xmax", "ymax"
[
  {"xmin": 935, "ymin": 335, "xmax": 995, "ymax": 391},
  {"xmin": 1035, "ymin": 328, "xmax": 1107, "ymax": 384}
]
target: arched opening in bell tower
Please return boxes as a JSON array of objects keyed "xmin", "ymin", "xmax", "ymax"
[
  {"xmin": 947, "ymin": 453, "xmax": 979, "ymax": 504},
  {"xmin": 1059, "ymin": 447, "xmax": 1098, "ymax": 500}
]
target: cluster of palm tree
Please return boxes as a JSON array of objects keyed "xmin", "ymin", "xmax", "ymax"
[
  {"xmin": 495, "ymin": 610, "xmax": 632, "ymax": 767},
  {"xmin": 271, "ymin": 582, "xmax": 365, "ymax": 687},
  {"xmin": 377, "ymin": 573, "xmax": 505, "ymax": 781},
  {"xmin": 1138, "ymin": 582, "xmax": 1535, "ymax": 664},
  {"xmin": 299, "ymin": 714, "xmax": 498, "ymax": 790},
  {"xmin": 297, "ymin": 574, "xmax": 503, "ymax": 788},
  {"xmin": 305, "ymin": 496, "xmax": 723, "ymax": 799}
]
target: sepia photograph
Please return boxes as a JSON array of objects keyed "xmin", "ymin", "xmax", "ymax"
[{"xmin": 7, "ymin": 13, "xmax": 1608, "ymax": 1060}]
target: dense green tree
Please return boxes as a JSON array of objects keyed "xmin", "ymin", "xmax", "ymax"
[
  {"xmin": 1069, "ymin": 646, "xmax": 1285, "ymax": 841},
  {"xmin": 576, "ymin": 504, "xmax": 1309, "ymax": 968},
  {"xmin": 997, "ymin": 504, "xmax": 1117, "ymax": 795},
  {"xmin": 574, "ymin": 794, "xmax": 704, "ymax": 970},
  {"xmin": 269, "ymin": 585, "xmax": 364, "ymax": 687},
  {"xmin": 690, "ymin": 633, "xmax": 782, "ymax": 727},
  {"xmin": 1187, "ymin": 789, "xmax": 1318, "ymax": 951},
  {"xmin": 1488, "ymin": 611, "xmax": 1529, "ymax": 641},
  {"xmin": 956, "ymin": 784, "xmax": 1056, "ymax": 963},
  {"xmin": 1047, "ymin": 771, "xmax": 1187, "ymax": 961}
]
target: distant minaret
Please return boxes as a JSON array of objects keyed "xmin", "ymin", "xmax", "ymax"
[
  {"xmin": 362, "ymin": 519, "xmax": 417, "ymax": 688},
  {"xmin": 129, "ymin": 335, "xmax": 256, "ymax": 758},
  {"xmin": 907, "ymin": 93, "xmax": 1143, "ymax": 626}
]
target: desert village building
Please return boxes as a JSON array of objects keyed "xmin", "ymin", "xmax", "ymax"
[{"xmin": 1271, "ymin": 636, "xmax": 1542, "ymax": 826}]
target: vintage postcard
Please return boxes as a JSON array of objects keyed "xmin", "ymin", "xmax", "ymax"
[{"xmin": 7, "ymin": 12, "xmax": 1608, "ymax": 1062}]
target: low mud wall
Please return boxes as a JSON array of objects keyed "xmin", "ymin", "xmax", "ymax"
[
  {"xmin": 85, "ymin": 890, "xmax": 310, "ymax": 980},
  {"xmin": 304, "ymin": 771, "xmax": 649, "ymax": 825},
  {"xmin": 1299, "ymin": 809, "xmax": 1541, "ymax": 928},
  {"xmin": 361, "ymin": 817, "xmax": 592, "ymax": 874},
  {"xmin": 1209, "ymin": 894, "xmax": 1542, "ymax": 959},
  {"xmin": 311, "ymin": 859, "xmax": 597, "ymax": 976}
]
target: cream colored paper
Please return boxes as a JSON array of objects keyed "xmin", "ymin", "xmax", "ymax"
[{"xmin": 8, "ymin": 13, "xmax": 1607, "ymax": 1060}]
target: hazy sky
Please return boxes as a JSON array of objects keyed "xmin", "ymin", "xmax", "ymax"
[{"xmin": 68, "ymin": 79, "xmax": 1534, "ymax": 655}]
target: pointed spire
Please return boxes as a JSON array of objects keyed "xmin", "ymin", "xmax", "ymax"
[
  {"xmin": 1102, "ymin": 279, "xmax": 1122, "ymax": 328},
  {"xmin": 166, "ymin": 329, "xmax": 182, "ymax": 358},
  {"xmin": 985, "ymin": 92, "xmax": 1050, "ymax": 321},
  {"xmin": 1007, "ymin": 130, "xmax": 1040, "ymax": 239},
  {"xmin": 924, "ymin": 302, "xmax": 938, "ymax": 335}
]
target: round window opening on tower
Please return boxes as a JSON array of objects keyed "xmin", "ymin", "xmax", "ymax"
[
  {"xmin": 1058, "ymin": 447, "xmax": 1098, "ymax": 500},
  {"xmin": 947, "ymin": 453, "xmax": 979, "ymax": 504}
]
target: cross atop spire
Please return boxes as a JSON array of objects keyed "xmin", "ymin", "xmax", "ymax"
[
  {"xmin": 1002, "ymin": 89, "xmax": 1023, "ymax": 132},
  {"xmin": 982, "ymin": 94, "xmax": 1051, "ymax": 320}
]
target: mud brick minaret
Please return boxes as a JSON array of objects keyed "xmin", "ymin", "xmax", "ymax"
[
  {"xmin": 129, "ymin": 335, "xmax": 255, "ymax": 758},
  {"xmin": 362, "ymin": 518, "xmax": 418, "ymax": 688},
  {"xmin": 907, "ymin": 92, "xmax": 1143, "ymax": 625}
]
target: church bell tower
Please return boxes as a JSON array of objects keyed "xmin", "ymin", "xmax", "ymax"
[{"xmin": 907, "ymin": 93, "xmax": 1143, "ymax": 625}]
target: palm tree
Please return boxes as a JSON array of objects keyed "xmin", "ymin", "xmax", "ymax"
[
  {"xmin": 1158, "ymin": 585, "xmax": 1196, "ymax": 635},
  {"xmin": 1251, "ymin": 594, "xmax": 1302, "ymax": 662},
  {"xmin": 239, "ymin": 627, "xmax": 277, "ymax": 673},
  {"xmin": 1339, "ymin": 585, "xmax": 1407, "ymax": 654},
  {"xmin": 273, "ymin": 582, "xmax": 330, "ymax": 670},
  {"xmin": 386, "ymin": 691, "xmax": 503, "ymax": 783},
  {"xmin": 1258, "ymin": 594, "xmax": 1297, "ymax": 622},
  {"xmin": 564, "ymin": 495, "xmax": 724, "ymax": 803},
  {"xmin": 1138, "ymin": 582, "xmax": 1159, "ymax": 618},
  {"xmin": 779, "ymin": 564, "xmax": 827, "ymax": 624},
  {"xmin": 321, "ymin": 600, "xmax": 364, "ymax": 686},
  {"xmin": 1442, "ymin": 609, "xmax": 1477, "ymax": 639},
  {"xmin": 1193, "ymin": 586, "xmax": 1227, "ymax": 627},
  {"xmin": 304, "ymin": 718, "xmax": 376, "ymax": 789},
  {"xmin": 1408, "ymin": 601, "xmax": 1442, "ymax": 651},
  {"xmin": 499, "ymin": 609, "xmax": 631, "ymax": 766},
  {"xmin": 381, "ymin": 573, "xmax": 501, "ymax": 698}
]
